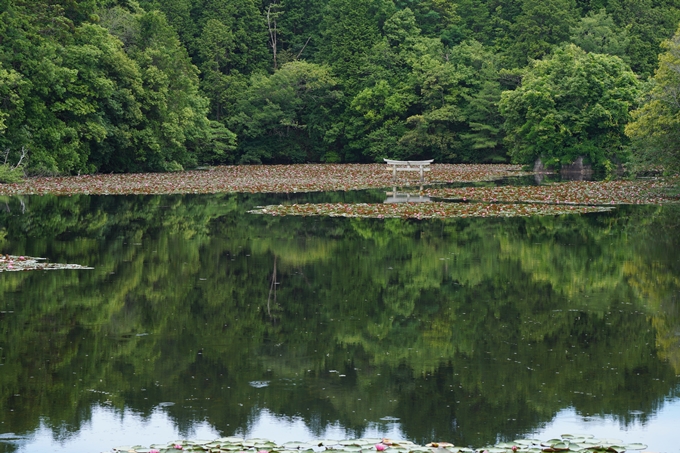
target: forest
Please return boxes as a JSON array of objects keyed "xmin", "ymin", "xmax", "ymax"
[{"xmin": 1, "ymin": 0, "xmax": 680, "ymax": 176}]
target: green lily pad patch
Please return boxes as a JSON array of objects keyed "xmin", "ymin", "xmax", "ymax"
[
  {"xmin": 109, "ymin": 435, "xmax": 647, "ymax": 453},
  {"xmin": 0, "ymin": 255, "xmax": 93, "ymax": 272}
]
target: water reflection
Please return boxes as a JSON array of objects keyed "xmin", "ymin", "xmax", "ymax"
[{"xmin": 0, "ymin": 194, "xmax": 678, "ymax": 453}]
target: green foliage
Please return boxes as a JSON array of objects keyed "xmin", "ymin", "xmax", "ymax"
[
  {"xmin": 318, "ymin": 0, "xmax": 394, "ymax": 91},
  {"xmin": 0, "ymin": 1, "xmax": 217, "ymax": 174},
  {"xmin": 3, "ymin": 0, "xmax": 680, "ymax": 168},
  {"xmin": 499, "ymin": 44, "xmax": 639, "ymax": 172},
  {"xmin": 504, "ymin": 0, "xmax": 579, "ymax": 67},
  {"xmin": 268, "ymin": 0, "xmax": 327, "ymax": 65},
  {"xmin": 0, "ymin": 164, "xmax": 24, "ymax": 183},
  {"xmin": 626, "ymin": 24, "xmax": 680, "ymax": 174},
  {"xmin": 344, "ymin": 14, "xmax": 505, "ymax": 163},
  {"xmin": 393, "ymin": 0, "xmax": 461, "ymax": 41},
  {"xmin": 227, "ymin": 61, "xmax": 343, "ymax": 164},
  {"xmin": 606, "ymin": 0, "xmax": 680, "ymax": 78},
  {"xmin": 570, "ymin": 9, "xmax": 630, "ymax": 59}
]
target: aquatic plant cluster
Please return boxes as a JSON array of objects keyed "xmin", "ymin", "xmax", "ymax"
[
  {"xmin": 0, "ymin": 255, "xmax": 92, "ymax": 272},
  {"xmin": 110, "ymin": 435, "xmax": 647, "ymax": 453},
  {"xmin": 250, "ymin": 177, "xmax": 676, "ymax": 219},
  {"xmin": 250, "ymin": 202, "xmax": 615, "ymax": 219},
  {"xmin": 425, "ymin": 180, "xmax": 673, "ymax": 205},
  {"xmin": 0, "ymin": 164, "xmax": 527, "ymax": 196}
]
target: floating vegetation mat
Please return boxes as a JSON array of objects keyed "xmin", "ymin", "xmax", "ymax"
[
  {"xmin": 109, "ymin": 435, "xmax": 648, "ymax": 453},
  {"xmin": 250, "ymin": 178, "xmax": 679, "ymax": 219},
  {"xmin": 249, "ymin": 202, "xmax": 614, "ymax": 219},
  {"xmin": 0, "ymin": 164, "xmax": 526, "ymax": 196},
  {"xmin": 0, "ymin": 255, "xmax": 93, "ymax": 272},
  {"xmin": 425, "ymin": 180, "xmax": 676, "ymax": 205}
]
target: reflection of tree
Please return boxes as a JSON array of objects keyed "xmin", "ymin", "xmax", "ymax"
[
  {"xmin": 0, "ymin": 195, "xmax": 678, "ymax": 448},
  {"xmin": 622, "ymin": 205, "xmax": 680, "ymax": 374}
]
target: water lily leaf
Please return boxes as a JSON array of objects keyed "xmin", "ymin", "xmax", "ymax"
[
  {"xmin": 607, "ymin": 446, "xmax": 629, "ymax": 453},
  {"xmin": 598, "ymin": 440, "xmax": 623, "ymax": 446},
  {"xmin": 283, "ymin": 442, "xmax": 310, "ymax": 449},
  {"xmin": 513, "ymin": 440, "xmax": 539, "ymax": 446},
  {"xmin": 622, "ymin": 444, "xmax": 647, "ymax": 450},
  {"xmin": 542, "ymin": 440, "xmax": 565, "ymax": 447}
]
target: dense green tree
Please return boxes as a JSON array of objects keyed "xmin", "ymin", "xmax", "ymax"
[
  {"xmin": 445, "ymin": 0, "xmax": 494, "ymax": 46},
  {"xmin": 504, "ymin": 0, "xmax": 579, "ymax": 66},
  {"xmin": 0, "ymin": 65, "xmax": 25, "ymax": 138},
  {"xmin": 227, "ymin": 61, "xmax": 342, "ymax": 163},
  {"xmin": 570, "ymin": 8, "xmax": 630, "ymax": 59},
  {"xmin": 626, "ymin": 24, "xmax": 680, "ymax": 174},
  {"xmin": 194, "ymin": 0, "xmax": 269, "ymax": 75},
  {"xmin": 393, "ymin": 0, "xmax": 460, "ymax": 41},
  {"xmin": 318, "ymin": 0, "xmax": 394, "ymax": 91},
  {"xmin": 344, "ymin": 10, "xmax": 505, "ymax": 163},
  {"xmin": 452, "ymin": 41, "xmax": 506, "ymax": 162},
  {"xmin": 499, "ymin": 44, "xmax": 639, "ymax": 171},
  {"xmin": 275, "ymin": 0, "xmax": 327, "ymax": 62},
  {"xmin": 100, "ymin": 7, "xmax": 213, "ymax": 171},
  {"xmin": 137, "ymin": 0, "xmax": 198, "ymax": 52},
  {"xmin": 606, "ymin": 0, "xmax": 680, "ymax": 78},
  {"xmin": 0, "ymin": 1, "xmax": 217, "ymax": 174},
  {"xmin": 137, "ymin": 0, "xmax": 269, "ymax": 125}
]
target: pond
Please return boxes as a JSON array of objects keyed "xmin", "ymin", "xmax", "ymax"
[{"xmin": 0, "ymin": 189, "xmax": 679, "ymax": 453}]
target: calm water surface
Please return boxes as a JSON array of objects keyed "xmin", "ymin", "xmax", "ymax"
[{"xmin": 0, "ymin": 190, "xmax": 679, "ymax": 453}]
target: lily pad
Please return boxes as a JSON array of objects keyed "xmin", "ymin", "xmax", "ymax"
[
  {"xmin": 622, "ymin": 444, "xmax": 647, "ymax": 450},
  {"xmin": 105, "ymin": 434, "xmax": 652, "ymax": 453},
  {"xmin": 513, "ymin": 441, "xmax": 541, "ymax": 447}
]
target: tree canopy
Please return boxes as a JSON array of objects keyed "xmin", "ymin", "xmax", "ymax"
[
  {"xmin": 626, "ymin": 24, "xmax": 680, "ymax": 174},
  {"xmin": 499, "ymin": 44, "xmax": 639, "ymax": 172},
  {"xmin": 1, "ymin": 0, "xmax": 680, "ymax": 174}
]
